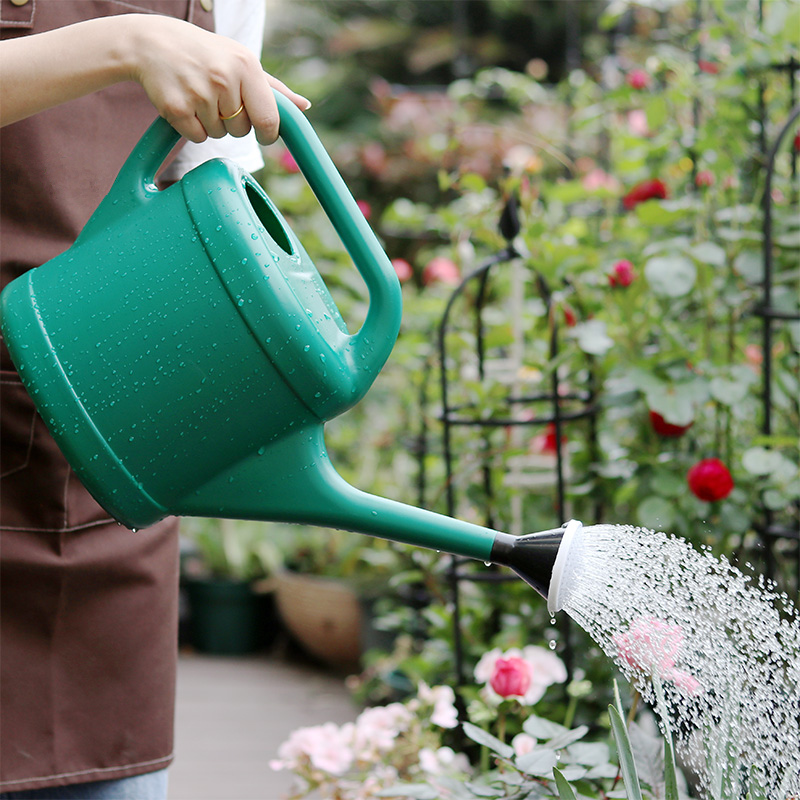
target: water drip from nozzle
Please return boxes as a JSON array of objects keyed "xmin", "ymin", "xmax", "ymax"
[{"xmin": 490, "ymin": 520, "xmax": 583, "ymax": 610}]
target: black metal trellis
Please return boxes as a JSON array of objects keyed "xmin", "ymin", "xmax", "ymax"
[
  {"xmin": 754, "ymin": 103, "xmax": 800, "ymax": 597},
  {"xmin": 426, "ymin": 199, "xmax": 599, "ymax": 686}
]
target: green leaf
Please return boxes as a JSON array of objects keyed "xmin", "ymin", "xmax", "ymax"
[
  {"xmin": 571, "ymin": 319, "xmax": 614, "ymax": 355},
  {"xmin": 553, "ymin": 767, "xmax": 578, "ymax": 800},
  {"xmin": 463, "ymin": 782, "xmax": 503, "ymax": 798},
  {"xmin": 515, "ymin": 747, "xmax": 558, "ymax": 777},
  {"xmin": 664, "ymin": 732, "xmax": 680, "ymax": 800},
  {"xmin": 710, "ymin": 376, "xmax": 750, "ymax": 407},
  {"xmin": 742, "ymin": 446, "xmax": 788, "ymax": 477},
  {"xmin": 637, "ymin": 496, "xmax": 676, "ymax": 531},
  {"xmin": 653, "ymin": 677, "xmax": 680, "ymax": 800},
  {"xmin": 523, "ymin": 715, "xmax": 568, "ymax": 740},
  {"xmin": 461, "ymin": 722, "xmax": 515, "ymax": 760},
  {"xmin": 651, "ymin": 470, "xmax": 685, "ymax": 498},
  {"xmin": 608, "ymin": 705, "xmax": 644, "ymax": 800},
  {"xmin": 375, "ymin": 785, "xmax": 440, "ymax": 799},
  {"xmin": 644, "ymin": 254, "xmax": 697, "ymax": 297},
  {"xmin": 546, "ymin": 725, "xmax": 590, "ymax": 750},
  {"xmin": 645, "ymin": 95, "xmax": 669, "ymax": 130},
  {"xmin": 691, "ymin": 241, "xmax": 726, "ymax": 267},
  {"xmin": 733, "ymin": 250, "xmax": 763, "ymax": 282},
  {"xmin": 565, "ymin": 741, "xmax": 611, "ymax": 767}
]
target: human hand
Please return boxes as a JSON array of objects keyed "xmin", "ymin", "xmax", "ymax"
[{"xmin": 124, "ymin": 14, "xmax": 310, "ymax": 145}]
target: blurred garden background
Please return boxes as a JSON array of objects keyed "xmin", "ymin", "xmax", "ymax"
[{"xmin": 178, "ymin": 0, "xmax": 799, "ymax": 796}]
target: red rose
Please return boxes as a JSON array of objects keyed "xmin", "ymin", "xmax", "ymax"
[
  {"xmin": 626, "ymin": 69, "xmax": 651, "ymax": 90},
  {"xmin": 563, "ymin": 305, "xmax": 577, "ymax": 327},
  {"xmin": 423, "ymin": 256, "xmax": 461, "ymax": 286},
  {"xmin": 794, "ymin": 131, "xmax": 800, "ymax": 153},
  {"xmin": 649, "ymin": 410, "xmax": 692, "ymax": 438},
  {"xmin": 687, "ymin": 458, "xmax": 734, "ymax": 502},
  {"xmin": 391, "ymin": 258, "xmax": 413, "ymax": 283},
  {"xmin": 698, "ymin": 59, "xmax": 720, "ymax": 74},
  {"xmin": 531, "ymin": 422, "xmax": 565, "ymax": 455},
  {"xmin": 623, "ymin": 179, "xmax": 669, "ymax": 210},
  {"xmin": 695, "ymin": 170, "xmax": 715, "ymax": 188},
  {"xmin": 609, "ymin": 259, "xmax": 635, "ymax": 287},
  {"xmin": 489, "ymin": 657, "xmax": 531, "ymax": 699}
]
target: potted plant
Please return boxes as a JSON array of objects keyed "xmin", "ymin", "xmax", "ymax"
[
  {"xmin": 180, "ymin": 517, "xmax": 283, "ymax": 655},
  {"xmin": 272, "ymin": 523, "xmax": 413, "ymax": 672}
]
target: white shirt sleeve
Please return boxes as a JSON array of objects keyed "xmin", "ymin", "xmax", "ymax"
[{"xmin": 161, "ymin": 0, "xmax": 268, "ymax": 180}]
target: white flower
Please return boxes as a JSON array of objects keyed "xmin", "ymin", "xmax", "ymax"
[
  {"xmin": 418, "ymin": 683, "xmax": 459, "ymax": 729},
  {"xmin": 306, "ymin": 722, "xmax": 355, "ymax": 776},
  {"xmin": 511, "ymin": 732, "xmax": 537, "ymax": 757},
  {"xmin": 271, "ymin": 722, "xmax": 355, "ymax": 776},
  {"xmin": 353, "ymin": 702, "xmax": 412, "ymax": 756},
  {"xmin": 419, "ymin": 746, "xmax": 471, "ymax": 776}
]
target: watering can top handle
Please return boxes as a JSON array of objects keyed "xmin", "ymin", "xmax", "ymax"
[
  {"xmin": 272, "ymin": 91, "xmax": 401, "ymax": 369},
  {"xmin": 86, "ymin": 92, "xmax": 402, "ymax": 379}
]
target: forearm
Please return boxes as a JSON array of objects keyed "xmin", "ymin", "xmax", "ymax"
[
  {"xmin": 0, "ymin": 17, "xmax": 137, "ymax": 127},
  {"xmin": 0, "ymin": 14, "xmax": 309, "ymax": 144}
]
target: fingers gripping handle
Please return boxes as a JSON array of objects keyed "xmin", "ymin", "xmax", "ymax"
[{"xmin": 273, "ymin": 91, "xmax": 402, "ymax": 381}]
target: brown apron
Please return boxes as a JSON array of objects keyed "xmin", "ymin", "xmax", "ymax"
[{"xmin": 0, "ymin": 0, "xmax": 214, "ymax": 791}]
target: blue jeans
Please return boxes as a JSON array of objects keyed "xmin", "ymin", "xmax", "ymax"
[{"xmin": 0, "ymin": 769, "xmax": 168, "ymax": 800}]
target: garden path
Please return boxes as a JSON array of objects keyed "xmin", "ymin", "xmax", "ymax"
[{"xmin": 169, "ymin": 645, "xmax": 358, "ymax": 800}]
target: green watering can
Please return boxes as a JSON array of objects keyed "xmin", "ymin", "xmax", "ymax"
[{"xmin": 0, "ymin": 92, "xmax": 574, "ymax": 602}]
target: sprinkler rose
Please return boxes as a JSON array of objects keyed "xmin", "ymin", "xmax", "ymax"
[{"xmin": 687, "ymin": 458, "xmax": 734, "ymax": 502}]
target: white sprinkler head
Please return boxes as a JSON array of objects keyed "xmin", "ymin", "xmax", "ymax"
[{"xmin": 547, "ymin": 519, "xmax": 583, "ymax": 615}]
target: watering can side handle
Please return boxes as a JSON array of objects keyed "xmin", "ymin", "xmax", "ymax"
[
  {"xmin": 75, "ymin": 117, "xmax": 181, "ymax": 246},
  {"xmin": 274, "ymin": 92, "xmax": 402, "ymax": 381}
]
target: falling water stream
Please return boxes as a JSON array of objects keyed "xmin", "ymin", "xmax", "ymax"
[{"xmin": 554, "ymin": 523, "xmax": 800, "ymax": 798}]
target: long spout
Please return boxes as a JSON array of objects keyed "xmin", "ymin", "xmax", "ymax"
[{"xmin": 179, "ymin": 426, "xmax": 582, "ymax": 603}]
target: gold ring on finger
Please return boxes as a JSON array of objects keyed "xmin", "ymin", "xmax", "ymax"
[{"xmin": 220, "ymin": 103, "xmax": 245, "ymax": 121}]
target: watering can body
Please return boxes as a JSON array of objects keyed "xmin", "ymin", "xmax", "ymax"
[
  {"xmin": 1, "ymin": 94, "xmax": 400, "ymax": 528},
  {"xmin": 1, "ymin": 93, "xmax": 563, "ymax": 590}
]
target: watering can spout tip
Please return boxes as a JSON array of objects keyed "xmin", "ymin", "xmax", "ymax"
[{"xmin": 491, "ymin": 520, "xmax": 583, "ymax": 613}]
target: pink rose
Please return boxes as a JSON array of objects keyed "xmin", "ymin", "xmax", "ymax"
[
  {"xmin": 626, "ymin": 69, "xmax": 651, "ymax": 90},
  {"xmin": 615, "ymin": 616, "xmax": 684, "ymax": 677},
  {"xmin": 357, "ymin": 200, "xmax": 372, "ymax": 220},
  {"xmin": 614, "ymin": 616, "xmax": 702, "ymax": 696},
  {"xmin": 695, "ymin": 170, "xmax": 715, "ymax": 188},
  {"xmin": 490, "ymin": 657, "xmax": 532, "ymax": 699},
  {"xmin": 423, "ymin": 256, "xmax": 461, "ymax": 286},
  {"xmin": 475, "ymin": 646, "xmax": 567, "ymax": 706},
  {"xmin": 391, "ymin": 258, "xmax": 414, "ymax": 283},
  {"xmin": 609, "ymin": 259, "xmax": 635, "ymax": 287},
  {"xmin": 627, "ymin": 109, "xmax": 650, "ymax": 137},
  {"xmin": 279, "ymin": 149, "xmax": 300, "ymax": 174}
]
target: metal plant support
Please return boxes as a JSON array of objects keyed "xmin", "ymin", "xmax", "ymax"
[
  {"xmin": 430, "ymin": 198, "xmax": 599, "ymax": 684},
  {"xmin": 755, "ymin": 102, "xmax": 800, "ymax": 594}
]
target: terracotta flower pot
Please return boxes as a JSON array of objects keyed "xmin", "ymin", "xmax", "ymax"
[{"xmin": 274, "ymin": 570, "xmax": 363, "ymax": 672}]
